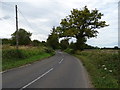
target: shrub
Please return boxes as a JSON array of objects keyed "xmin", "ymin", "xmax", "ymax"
[
  {"xmin": 2, "ymin": 49, "xmax": 26, "ymax": 59},
  {"xmin": 64, "ymin": 48, "xmax": 75, "ymax": 54},
  {"xmin": 44, "ymin": 48, "xmax": 54, "ymax": 54},
  {"xmin": 2, "ymin": 46, "xmax": 55, "ymax": 61}
]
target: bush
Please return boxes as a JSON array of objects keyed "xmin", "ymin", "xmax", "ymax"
[
  {"xmin": 44, "ymin": 48, "xmax": 54, "ymax": 54},
  {"xmin": 2, "ymin": 46, "xmax": 55, "ymax": 71},
  {"xmin": 2, "ymin": 49, "xmax": 26, "ymax": 59},
  {"xmin": 2, "ymin": 46, "xmax": 55, "ymax": 61},
  {"xmin": 64, "ymin": 48, "xmax": 75, "ymax": 54}
]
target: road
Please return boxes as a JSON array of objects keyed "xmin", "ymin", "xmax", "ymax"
[{"xmin": 2, "ymin": 51, "xmax": 92, "ymax": 89}]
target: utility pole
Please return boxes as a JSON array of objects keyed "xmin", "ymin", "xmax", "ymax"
[{"xmin": 15, "ymin": 5, "xmax": 19, "ymax": 50}]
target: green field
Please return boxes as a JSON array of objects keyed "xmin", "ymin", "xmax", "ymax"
[
  {"xmin": 74, "ymin": 50, "xmax": 119, "ymax": 88},
  {"xmin": 2, "ymin": 45, "xmax": 55, "ymax": 71}
]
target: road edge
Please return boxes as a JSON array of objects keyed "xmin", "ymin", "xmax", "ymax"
[
  {"xmin": 73, "ymin": 56, "xmax": 94, "ymax": 88},
  {"xmin": 64, "ymin": 52, "xmax": 94, "ymax": 88}
]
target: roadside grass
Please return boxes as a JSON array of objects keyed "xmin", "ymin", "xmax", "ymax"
[
  {"xmin": 73, "ymin": 50, "xmax": 119, "ymax": 88},
  {"xmin": 2, "ymin": 45, "xmax": 55, "ymax": 71}
]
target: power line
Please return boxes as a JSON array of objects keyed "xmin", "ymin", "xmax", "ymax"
[
  {"xmin": 17, "ymin": 7, "xmax": 34, "ymax": 30},
  {"xmin": 0, "ymin": 2, "xmax": 35, "ymax": 32},
  {"xmin": 17, "ymin": 7, "xmax": 45, "ymax": 32}
]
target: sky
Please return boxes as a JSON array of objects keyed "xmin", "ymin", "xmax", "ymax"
[{"xmin": 0, "ymin": 0, "xmax": 119, "ymax": 48}]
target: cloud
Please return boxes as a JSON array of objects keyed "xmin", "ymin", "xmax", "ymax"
[
  {"xmin": 0, "ymin": 0, "xmax": 119, "ymax": 47},
  {"xmin": 0, "ymin": 15, "xmax": 11, "ymax": 20},
  {"xmin": 87, "ymin": 27, "xmax": 118, "ymax": 47},
  {"xmin": 31, "ymin": 33, "xmax": 47, "ymax": 41},
  {"xmin": 0, "ymin": 19, "xmax": 15, "ymax": 38}
]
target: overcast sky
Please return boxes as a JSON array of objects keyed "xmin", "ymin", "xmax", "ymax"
[{"xmin": 0, "ymin": 0, "xmax": 119, "ymax": 48}]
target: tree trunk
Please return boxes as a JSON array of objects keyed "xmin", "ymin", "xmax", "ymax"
[{"xmin": 75, "ymin": 35, "xmax": 86, "ymax": 50}]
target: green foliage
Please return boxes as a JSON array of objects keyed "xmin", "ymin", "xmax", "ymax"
[
  {"xmin": 11, "ymin": 28, "xmax": 32, "ymax": 45},
  {"xmin": 56, "ymin": 6, "xmax": 108, "ymax": 50},
  {"xmin": 47, "ymin": 26, "xmax": 59, "ymax": 49},
  {"xmin": 69, "ymin": 41, "xmax": 76, "ymax": 49},
  {"xmin": 44, "ymin": 47, "xmax": 54, "ymax": 54},
  {"xmin": 75, "ymin": 50, "xmax": 119, "ymax": 88},
  {"xmin": 67, "ymin": 41, "xmax": 99, "ymax": 51},
  {"xmin": 3, "ymin": 53, "xmax": 52, "ymax": 71},
  {"xmin": 2, "ymin": 45, "xmax": 55, "ymax": 70},
  {"xmin": 2, "ymin": 47, "xmax": 43, "ymax": 60},
  {"xmin": 41, "ymin": 41, "xmax": 47, "ymax": 46},
  {"xmin": 60, "ymin": 38, "xmax": 69, "ymax": 50},
  {"xmin": 2, "ymin": 38, "xmax": 11, "ymax": 45},
  {"xmin": 2, "ymin": 45, "xmax": 54, "ymax": 60},
  {"xmin": 59, "ymin": 6, "xmax": 108, "ymax": 38},
  {"xmin": 64, "ymin": 48, "xmax": 75, "ymax": 54},
  {"xmin": 31, "ymin": 40, "xmax": 47, "ymax": 47},
  {"xmin": 2, "ymin": 49, "xmax": 26, "ymax": 59},
  {"xmin": 32, "ymin": 40, "xmax": 41, "ymax": 46},
  {"xmin": 47, "ymin": 34, "xmax": 59, "ymax": 49},
  {"xmin": 84, "ymin": 44, "xmax": 100, "ymax": 49}
]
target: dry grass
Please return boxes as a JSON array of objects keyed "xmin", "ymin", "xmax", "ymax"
[{"xmin": 2, "ymin": 45, "xmax": 55, "ymax": 71}]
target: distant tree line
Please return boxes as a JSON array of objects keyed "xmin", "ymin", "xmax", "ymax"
[
  {"xmin": 101, "ymin": 46, "xmax": 119, "ymax": 50},
  {"xmin": 2, "ymin": 28, "xmax": 46, "ymax": 47}
]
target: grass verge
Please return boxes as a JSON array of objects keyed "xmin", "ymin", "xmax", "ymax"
[
  {"xmin": 74, "ymin": 50, "xmax": 119, "ymax": 88},
  {"xmin": 3, "ymin": 53, "xmax": 53, "ymax": 71},
  {"xmin": 2, "ymin": 46, "xmax": 55, "ymax": 71}
]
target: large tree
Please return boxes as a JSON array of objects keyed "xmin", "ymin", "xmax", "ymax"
[
  {"xmin": 57, "ymin": 6, "xmax": 108, "ymax": 50},
  {"xmin": 47, "ymin": 26, "xmax": 59, "ymax": 49},
  {"xmin": 11, "ymin": 28, "xmax": 32, "ymax": 45}
]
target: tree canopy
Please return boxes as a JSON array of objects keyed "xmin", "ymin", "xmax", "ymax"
[
  {"xmin": 60, "ymin": 38, "xmax": 69, "ymax": 50},
  {"xmin": 47, "ymin": 27, "xmax": 59, "ymax": 49},
  {"xmin": 55, "ymin": 6, "xmax": 108, "ymax": 50},
  {"xmin": 11, "ymin": 28, "xmax": 32, "ymax": 45}
]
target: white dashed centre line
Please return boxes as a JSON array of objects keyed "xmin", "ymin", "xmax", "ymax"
[
  {"xmin": 20, "ymin": 68, "xmax": 53, "ymax": 89},
  {"xmin": 59, "ymin": 59, "xmax": 64, "ymax": 64}
]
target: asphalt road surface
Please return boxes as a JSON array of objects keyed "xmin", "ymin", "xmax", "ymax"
[{"xmin": 2, "ymin": 51, "xmax": 92, "ymax": 89}]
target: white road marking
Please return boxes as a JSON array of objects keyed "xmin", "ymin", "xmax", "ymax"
[
  {"xmin": 20, "ymin": 68, "xmax": 53, "ymax": 89},
  {"xmin": 59, "ymin": 59, "xmax": 63, "ymax": 64}
]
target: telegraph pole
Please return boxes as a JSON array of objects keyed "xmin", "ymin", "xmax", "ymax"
[{"xmin": 15, "ymin": 5, "xmax": 19, "ymax": 50}]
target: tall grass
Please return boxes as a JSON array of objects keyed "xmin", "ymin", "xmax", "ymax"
[
  {"xmin": 2, "ymin": 45, "xmax": 55, "ymax": 71},
  {"xmin": 75, "ymin": 50, "xmax": 119, "ymax": 88}
]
